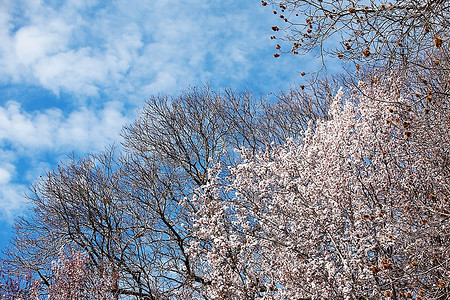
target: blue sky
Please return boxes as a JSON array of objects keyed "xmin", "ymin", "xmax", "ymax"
[{"xmin": 0, "ymin": 0, "xmax": 340, "ymax": 253}]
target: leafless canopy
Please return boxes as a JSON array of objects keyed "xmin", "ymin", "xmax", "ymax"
[{"xmin": 265, "ymin": 0, "xmax": 449, "ymax": 74}]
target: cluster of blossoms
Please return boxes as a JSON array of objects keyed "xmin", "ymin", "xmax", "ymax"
[
  {"xmin": 188, "ymin": 77, "xmax": 450, "ymax": 299},
  {"xmin": 0, "ymin": 270, "xmax": 40, "ymax": 300},
  {"xmin": 48, "ymin": 249, "xmax": 118, "ymax": 300},
  {"xmin": 1, "ymin": 249, "xmax": 118, "ymax": 300}
]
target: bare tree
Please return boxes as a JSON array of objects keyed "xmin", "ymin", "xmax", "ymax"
[{"xmin": 265, "ymin": 0, "xmax": 449, "ymax": 75}]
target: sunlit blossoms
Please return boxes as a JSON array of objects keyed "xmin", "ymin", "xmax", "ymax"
[{"xmin": 188, "ymin": 77, "xmax": 450, "ymax": 299}]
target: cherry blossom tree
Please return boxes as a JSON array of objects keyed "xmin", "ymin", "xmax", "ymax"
[{"xmin": 188, "ymin": 75, "xmax": 450, "ymax": 299}]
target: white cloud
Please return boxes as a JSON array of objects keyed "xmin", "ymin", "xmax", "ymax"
[
  {"xmin": 0, "ymin": 158, "xmax": 26, "ymax": 220},
  {"xmin": 0, "ymin": 167, "xmax": 12, "ymax": 184},
  {"xmin": 0, "ymin": 181, "xmax": 27, "ymax": 220},
  {"xmin": 54, "ymin": 102, "xmax": 130, "ymax": 151},
  {"xmin": 0, "ymin": 1, "xmax": 145, "ymax": 97},
  {"xmin": 0, "ymin": 0, "xmax": 303, "ymax": 99},
  {"xmin": 14, "ymin": 20, "xmax": 71, "ymax": 65},
  {"xmin": 0, "ymin": 100, "xmax": 131, "ymax": 152}
]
